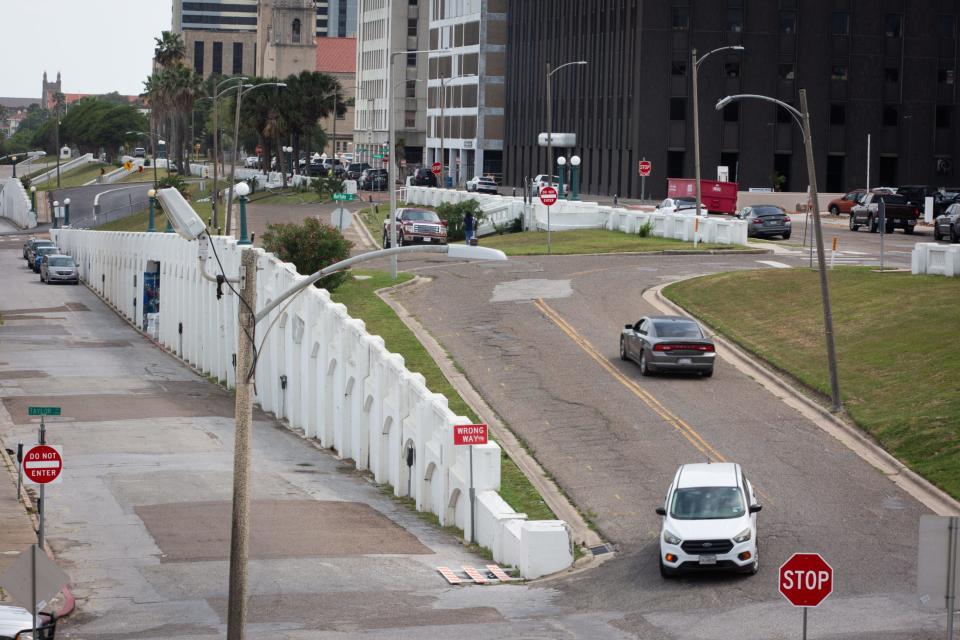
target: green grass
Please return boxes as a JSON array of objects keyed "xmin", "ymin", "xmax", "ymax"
[
  {"xmin": 247, "ymin": 188, "xmax": 328, "ymax": 205},
  {"xmin": 482, "ymin": 229, "xmax": 730, "ymax": 255},
  {"xmin": 117, "ymin": 167, "xmax": 175, "ymax": 183},
  {"xmin": 664, "ymin": 267, "xmax": 960, "ymax": 499},
  {"xmin": 36, "ymin": 162, "xmax": 112, "ymax": 190},
  {"xmin": 331, "ymin": 270, "xmax": 556, "ymax": 521}
]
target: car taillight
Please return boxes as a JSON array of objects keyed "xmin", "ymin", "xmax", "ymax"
[
  {"xmin": 654, "ymin": 343, "xmax": 714, "ymax": 352},
  {"xmin": 783, "ymin": 216, "xmax": 791, "ymax": 222},
  {"xmin": 752, "ymin": 218, "xmax": 763, "ymax": 224},
  {"xmin": 914, "ymin": 207, "xmax": 920, "ymax": 217},
  {"xmin": 440, "ymin": 220, "xmax": 448, "ymax": 226}
]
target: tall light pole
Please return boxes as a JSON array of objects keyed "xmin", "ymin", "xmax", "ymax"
[
  {"xmin": 545, "ymin": 60, "xmax": 587, "ymax": 255},
  {"xmin": 716, "ymin": 91, "xmax": 841, "ymax": 412},
  {"xmin": 210, "ymin": 76, "xmax": 248, "ymax": 231},
  {"xmin": 225, "ymin": 81, "xmax": 286, "ymax": 236},
  {"xmin": 692, "ymin": 46, "xmax": 744, "ymax": 217}
]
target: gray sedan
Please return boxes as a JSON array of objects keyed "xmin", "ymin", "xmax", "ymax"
[
  {"xmin": 736, "ymin": 205, "xmax": 792, "ymax": 239},
  {"xmin": 620, "ymin": 316, "xmax": 716, "ymax": 377}
]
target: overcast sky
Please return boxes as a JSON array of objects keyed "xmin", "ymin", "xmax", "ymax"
[{"xmin": 0, "ymin": 1, "xmax": 172, "ymax": 98}]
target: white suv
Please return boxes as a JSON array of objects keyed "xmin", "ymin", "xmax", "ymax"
[{"xmin": 656, "ymin": 462, "xmax": 761, "ymax": 577}]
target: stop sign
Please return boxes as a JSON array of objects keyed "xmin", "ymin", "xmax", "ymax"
[
  {"xmin": 431, "ymin": 161, "xmax": 442, "ymax": 175},
  {"xmin": 23, "ymin": 444, "xmax": 63, "ymax": 485},
  {"xmin": 540, "ymin": 186, "xmax": 558, "ymax": 206},
  {"xmin": 638, "ymin": 160, "xmax": 652, "ymax": 177},
  {"xmin": 779, "ymin": 553, "xmax": 833, "ymax": 607}
]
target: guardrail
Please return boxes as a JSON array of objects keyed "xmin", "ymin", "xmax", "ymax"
[{"xmin": 48, "ymin": 228, "xmax": 573, "ymax": 579}]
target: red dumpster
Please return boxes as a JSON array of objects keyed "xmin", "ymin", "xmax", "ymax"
[{"xmin": 667, "ymin": 178, "xmax": 739, "ymax": 215}]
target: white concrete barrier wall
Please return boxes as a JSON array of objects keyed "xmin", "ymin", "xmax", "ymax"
[
  {"xmin": 29, "ymin": 153, "xmax": 95, "ymax": 186},
  {"xmin": 405, "ymin": 186, "xmax": 748, "ymax": 246},
  {"xmin": 0, "ymin": 178, "xmax": 37, "ymax": 229},
  {"xmin": 912, "ymin": 243, "xmax": 960, "ymax": 276},
  {"xmin": 49, "ymin": 228, "xmax": 573, "ymax": 579}
]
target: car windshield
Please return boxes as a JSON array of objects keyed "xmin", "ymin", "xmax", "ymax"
[
  {"xmin": 402, "ymin": 210, "xmax": 440, "ymax": 222},
  {"xmin": 753, "ymin": 206, "xmax": 784, "ymax": 217},
  {"xmin": 37, "ymin": 247, "xmax": 58, "ymax": 255},
  {"xmin": 671, "ymin": 487, "xmax": 745, "ymax": 519},
  {"xmin": 49, "ymin": 257, "xmax": 74, "ymax": 267},
  {"xmin": 653, "ymin": 321, "xmax": 702, "ymax": 338}
]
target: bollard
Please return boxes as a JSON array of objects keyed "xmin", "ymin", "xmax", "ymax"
[{"xmin": 613, "ymin": 194, "xmax": 618, "ymax": 206}]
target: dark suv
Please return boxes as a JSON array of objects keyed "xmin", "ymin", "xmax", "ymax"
[
  {"xmin": 346, "ymin": 162, "xmax": 371, "ymax": 181},
  {"xmin": 412, "ymin": 167, "xmax": 438, "ymax": 187},
  {"xmin": 359, "ymin": 168, "xmax": 388, "ymax": 191}
]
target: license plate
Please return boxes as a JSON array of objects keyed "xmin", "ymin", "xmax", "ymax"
[
  {"xmin": 677, "ymin": 358, "xmax": 692, "ymax": 365},
  {"xmin": 699, "ymin": 554, "xmax": 717, "ymax": 566},
  {"xmin": 425, "ymin": 237, "xmax": 432, "ymax": 242}
]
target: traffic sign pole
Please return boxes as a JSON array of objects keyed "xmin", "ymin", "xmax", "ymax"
[
  {"xmin": 454, "ymin": 425, "xmax": 488, "ymax": 544},
  {"xmin": 38, "ymin": 417, "xmax": 45, "ymax": 549}
]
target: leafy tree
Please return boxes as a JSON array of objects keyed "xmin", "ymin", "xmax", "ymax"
[
  {"xmin": 435, "ymin": 200, "xmax": 483, "ymax": 241},
  {"xmin": 261, "ymin": 218, "xmax": 352, "ymax": 291}
]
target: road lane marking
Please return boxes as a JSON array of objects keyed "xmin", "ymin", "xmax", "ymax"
[
  {"xmin": 534, "ymin": 298, "xmax": 726, "ymax": 462},
  {"xmin": 756, "ymin": 260, "xmax": 792, "ymax": 269}
]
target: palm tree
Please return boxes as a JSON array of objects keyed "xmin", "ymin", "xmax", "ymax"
[
  {"xmin": 154, "ymin": 31, "xmax": 186, "ymax": 68},
  {"xmin": 165, "ymin": 66, "xmax": 203, "ymax": 176}
]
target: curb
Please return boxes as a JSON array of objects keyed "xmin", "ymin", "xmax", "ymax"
[
  {"xmin": 644, "ymin": 278, "xmax": 960, "ymax": 517},
  {"xmin": 376, "ymin": 276, "xmax": 605, "ymax": 551}
]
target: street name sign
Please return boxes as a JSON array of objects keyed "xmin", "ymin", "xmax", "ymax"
[
  {"xmin": 23, "ymin": 445, "xmax": 63, "ymax": 485},
  {"xmin": 332, "ymin": 193, "xmax": 354, "ymax": 201},
  {"xmin": 539, "ymin": 186, "xmax": 559, "ymax": 207},
  {"xmin": 28, "ymin": 407, "xmax": 60, "ymax": 416},
  {"xmin": 454, "ymin": 424, "xmax": 488, "ymax": 446},
  {"xmin": 779, "ymin": 553, "xmax": 833, "ymax": 607}
]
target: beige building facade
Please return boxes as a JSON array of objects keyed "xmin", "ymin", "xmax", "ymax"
[{"xmin": 256, "ymin": 0, "xmax": 318, "ymax": 78}]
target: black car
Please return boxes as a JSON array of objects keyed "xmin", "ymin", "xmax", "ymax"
[
  {"xmin": 896, "ymin": 185, "xmax": 939, "ymax": 209},
  {"xmin": 359, "ymin": 168, "xmax": 388, "ymax": 191},
  {"xmin": 412, "ymin": 167, "xmax": 438, "ymax": 187},
  {"xmin": 346, "ymin": 162, "xmax": 371, "ymax": 181}
]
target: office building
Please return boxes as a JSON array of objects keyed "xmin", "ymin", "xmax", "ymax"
[
  {"xmin": 504, "ymin": 0, "xmax": 960, "ymax": 198},
  {"xmin": 425, "ymin": 0, "xmax": 507, "ymax": 183}
]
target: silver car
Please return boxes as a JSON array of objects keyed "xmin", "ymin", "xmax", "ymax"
[
  {"xmin": 736, "ymin": 205, "xmax": 792, "ymax": 239},
  {"xmin": 40, "ymin": 254, "xmax": 79, "ymax": 284},
  {"xmin": 620, "ymin": 315, "xmax": 716, "ymax": 377}
]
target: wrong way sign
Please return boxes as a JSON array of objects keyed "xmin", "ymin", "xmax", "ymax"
[
  {"xmin": 454, "ymin": 424, "xmax": 488, "ymax": 446},
  {"xmin": 23, "ymin": 444, "xmax": 63, "ymax": 485}
]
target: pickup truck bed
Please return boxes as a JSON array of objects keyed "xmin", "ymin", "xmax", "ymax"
[{"xmin": 849, "ymin": 193, "xmax": 919, "ymax": 234}]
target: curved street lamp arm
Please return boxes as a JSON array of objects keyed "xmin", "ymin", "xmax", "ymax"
[
  {"xmin": 695, "ymin": 45, "xmax": 744, "ymax": 69},
  {"xmin": 716, "ymin": 94, "xmax": 805, "ymax": 136},
  {"xmin": 547, "ymin": 60, "xmax": 589, "ymax": 77}
]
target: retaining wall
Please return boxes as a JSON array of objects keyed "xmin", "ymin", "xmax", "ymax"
[
  {"xmin": 0, "ymin": 178, "xmax": 37, "ymax": 229},
  {"xmin": 49, "ymin": 228, "xmax": 573, "ymax": 579}
]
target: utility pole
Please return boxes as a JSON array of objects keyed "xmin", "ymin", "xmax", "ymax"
[
  {"xmin": 545, "ymin": 61, "xmax": 553, "ymax": 255},
  {"xmin": 692, "ymin": 48, "xmax": 702, "ymax": 218},
  {"xmin": 226, "ymin": 248, "xmax": 257, "ymax": 640}
]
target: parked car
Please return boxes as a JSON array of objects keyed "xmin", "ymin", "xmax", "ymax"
[
  {"xmin": 934, "ymin": 202, "xmax": 960, "ymax": 242},
  {"xmin": 656, "ymin": 197, "xmax": 707, "ymax": 217},
  {"xmin": 346, "ymin": 162, "xmax": 371, "ymax": 181},
  {"xmin": 0, "ymin": 603, "xmax": 55, "ymax": 640},
  {"xmin": 26, "ymin": 239, "xmax": 56, "ymax": 266},
  {"xmin": 359, "ymin": 168, "xmax": 388, "ymax": 191},
  {"xmin": 656, "ymin": 462, "xmax": 762, "ymax": 577},
  {"xmin": 466, "ymin": 175, "xmax": 499, "ymax": 194},
  {"xmin": 736, "ymin": 205, "xmax": 792, "ymax": 239},
  {"xmin": 40, "ymin": 254, "xmax": 79, "ymax": 285},
  {"xmin": 133, "ymin": 147, "xmax": 146, "ymax": 158},
  {"xmin": 32, "ymin": 245, "xmax": 59, "ymax": 273},
  {"xmin": 244, "ymin": 156, "xmax": 260, "ymax": 169},
  {"xmin": 827, "ymin": 190, "xmax": 866, "ymax": 216},
  {"xmin": 849, "ymin": 192, "xmax": 919, "ymax": 233},
  {"xmin": 23, "ymin": 237, "xmax": 51, "ymax": 260},
  {"xmin": 620, "ymin": 315, "xmax": 716, "ymax": 377},
  {"xmin": 383, "ymin": 208, "xmax": 448, "ymax": 248},
  {"xmin": 896, "ymin": 184, "xmax": 939, "ymax": 210},
  {"xmin": 530, "ymin": 174, "xmax": 565, "ymax": 196},
  {"xmin": 412, "ymin": 167, "xmax": 438, "ymax": 187}
]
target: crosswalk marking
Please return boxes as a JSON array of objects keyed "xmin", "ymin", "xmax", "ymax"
[
  {"xmin": 437, "ymin": 566, "xmax": 462, "ymax": 585},
  {"xmin": 462, "ymin": 565, "xmax": 487, "ymax": 584},
  {"xmin": 756, "ymin": 260, "xmax": 792, "ymax": 269},
  {"xmin": 486, "ymin": 564, "xmax": 515, "ymax": 581}
]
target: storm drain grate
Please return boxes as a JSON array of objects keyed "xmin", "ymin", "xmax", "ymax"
[{"xmin": 590, "ymin": 544, "xmax": 613, "ymax": 556}]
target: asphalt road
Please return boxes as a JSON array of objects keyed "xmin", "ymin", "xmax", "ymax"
[{"xmin": 45, "ymin": 182, "xmax": 152, "ymax": 229}]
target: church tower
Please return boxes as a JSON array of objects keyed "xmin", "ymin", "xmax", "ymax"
[
  {"xmin": 41, "ymin": 71, "xmax": 62, "ymax": 110},
  {"xmin": 256, "ymin": 0, "xmax": 317, "ymax": 78}
]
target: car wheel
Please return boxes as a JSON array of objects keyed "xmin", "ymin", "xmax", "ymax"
[
  {"xmin": 935, "ymin": 227, "xmax": 944, "ymax": 241},
  {"xmin": 868, "ymin": 215, "xmax": 878, "ymax": 233},
  {"xmin": 952, "ymin": 226, "xmax": 960, "ymax": 244},
  {"xmin": 782, "ymin": 232, "xmax": 791, "ymax": 240},
  {"xmin": 885, "ymin": 222, "xmax": 895, "ymax": 234},
  {"xmin": 904, "ymin": 225, "xmax": 915, "ymax": 235},
  {"xmin": 619, "ymin": 338, "xmax": 628, "ymax": 361},
  {"xmin": 639, "ymin": 351, "xmax": 652, "ymax": 377},
  {"xmin": 848, "ymin": 216, "xmax": 860, "ymax": 231},
  {"xmin": 659, "ymin": 557, "xmax": 676, "ymax": 579},
  {"xmin": 829, "ymin": 205, "xmax": 839, "ymax": 216},
  {"xmin": 701, "ymin": 368, "xmax": 713, "ymax": 378}
]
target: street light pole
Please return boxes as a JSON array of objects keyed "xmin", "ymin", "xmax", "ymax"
[
  {"xmin": 211, "ymin": 76, "xmax": 247, "ymax": 232},
  {"xmin": 716, "ymin": 91, "xmax": 841, "ymax": 412},
  {"xmin": 440, "ymin": 73, "xmax": 446, "ymax": 189},
  {"xmin": 693, "ymin": 46, "xmax": 744, "ymax": 218}
]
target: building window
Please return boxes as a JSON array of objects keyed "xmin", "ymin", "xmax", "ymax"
[
  {"xmin": 882, "ymin": 105, "xmax": 899, "ymax": 127},
  {"xmin": 885, "ymin": 67, "xmax": 899, "ymax": 83},
  {"xmin": 937, "ymin": 105, "xmax": 952, "ymax": 128},
  {"xmin": 407, "ymin": 52, "xmax": 417, "ymax": 66},
  {"xmin": 672, "ymin": 7, "xmax": 689, "ymax": 31},
  {"xmin": 212, "ymin": 41, "xmax": 223, "ymax": 75},
  {"xmin": 780, "ymin": 11, "xmax": 796, "ymax": 34},
  {"xmin": 723, "ymin": 102, "xmax": 739, "ymax": 122},
  {"xmin": 667, "ymin": 151, "xmax": 685, "ymax": 179},
  {"xmin": 671, "ymin": 61, "xmax": 687, "ymax": 76},
  {"xmin": 670, "ymin": 97, "xmax": 686, "ymax": 121},
  {"xmin": 778, "ymin": 63, "xmax": 795, "ymax": 81},
  {"xmin": 193, "ymin": 41, "xmax": 204, "ymax": 75},
  {"xmin": 885, "ymin": 14, "xmax": 902, "ymax": 38},
  {"xmin": 406, "ymin": 80, "xmax": 416, "ymax": 98},
  {"xmin": 940, "ymin": 15, "xmax": 955, "ymax": 39},
  {"xmin": 939, "ymin": 67, "xmax": 955, "ymax": 84},
  {"xmin": 830, "ymin": 104, "xmax": 846, "ymax": 125},
  {"xmin": 408, "ymin": 17, "xmax": 417, "ymax": 37},
  {"xmin": 727, "ymin": 8, "xmax": 743, "ymax": 32},
  {"xmin": 831, "ymin": 65, "xmax": 848, "ymax": 81},
  {"xmin": 292, "ymin": 18, "xmax": 301, "ymax": 43},
  {"xmin": 725, "ymin": 62, "xmax": 740, "ymax": 78},
  {"xmin": 404, "ymin": 110, "xmax": 416, "ymax": 128},
  {"xmin": 832, "ymin": 12, "xmax": 849, "ymax": 35},
  {"xmin": 232, "ymin": 42, "xmax": 243, "ymax": 74}
]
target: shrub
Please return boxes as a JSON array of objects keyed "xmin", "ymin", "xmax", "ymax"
[
  {"xmin": 638, "ymin": 220, "xmax": 654, "ymax": 237},
  {"xmin": 313, "ymin": 174, "xmax": 345, "ymax": 200},
  {"xmin": 435, "ymin": 200, "xmax": 483, "ymax": 241},
  {"xmin": 157, "ymin": 173, "xmax": 188, "ymax": 196},
  {"xmin": 261, "ymin": 218, "xmax": 353, "ymax": 291}
]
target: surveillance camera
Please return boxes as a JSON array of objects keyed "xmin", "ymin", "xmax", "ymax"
[{"xmin": 156, "ymin": 187, "xmax": 207, "ymax": 241}]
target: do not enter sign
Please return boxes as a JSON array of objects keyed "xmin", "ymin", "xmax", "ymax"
[
  {"xmin": 539, "ymin": 186, "xmax": 558, "ymax": 207},
  {"xmin": 779, "ymin": 553, "xmax": 833, "ymax": 607},
  {"xmin": 23, "ymin": 444, "xmax": 63, "ymax": 485}
]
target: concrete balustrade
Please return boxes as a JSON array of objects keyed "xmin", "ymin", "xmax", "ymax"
[
  {"xmin": 405, "ymin": 186, "xmax": 748, "ymax": 246},
  {"xmin": 29, "ymin": 153, "xmax": 95, "ymax": 186},
  {"xmin": 0, "ymin": 178, "xmax": 37, "ymax": 229},
  {"xmin": 912, "ymin": 242, "xmax": 960, "ymax": 276},
  {"xmin": 49, "ymin": 228, "xmax": 573, "ymax": 579}
]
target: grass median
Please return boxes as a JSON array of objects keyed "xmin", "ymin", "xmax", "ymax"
[
  {"xmin": 35, "ymin": 162, "xmax": 112, "ymax": 190},
  {"xmin": 331, "ymin": 269, "xmax": 556, "ymax": 521},
  {"xmin": 663, "ymin": 267, "xmax": 960, "ymax": 499}
]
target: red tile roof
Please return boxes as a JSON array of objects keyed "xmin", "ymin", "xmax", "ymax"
[{"xmin": 315, "ymin": 37, "xmax": 356, "ymax": 74}]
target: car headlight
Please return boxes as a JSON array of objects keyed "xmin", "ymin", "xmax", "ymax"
[
  {"xmin": 663, "ymin": 530, "xmax": 681, "ymax": 545},
  {"xmin": 733, "ymin": 527, "xmax": 752, "ymax": 543}
]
